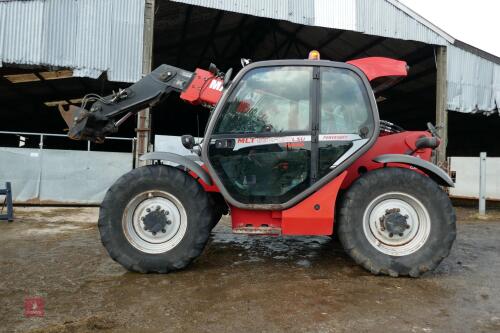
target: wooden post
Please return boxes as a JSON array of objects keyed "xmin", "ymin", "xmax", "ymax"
[
  {"xmin": 435, "ymin": 46, "xmax": 448, "ymax": 168},
  {"xmin": 136, "ymin": 0, "xmax": 155, "ymax": 167}
]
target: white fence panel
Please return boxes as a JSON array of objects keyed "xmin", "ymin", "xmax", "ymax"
[
  {"xmin": 449, "ymin": 156, "xmax": 500, "ymax": 201},
  {"xmin": 0, "ymin": 147, "xmax": 132, "ymax": 204}
]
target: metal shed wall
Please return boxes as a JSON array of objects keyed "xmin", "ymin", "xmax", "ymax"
[
  {"xmin": 0, "ymin": 0, "xmax": 145, "ymax": 83},
  {"xmin": 356, "ymin": 0, "xmax": 448, "ymax": 46},
  {"xmin": 447, "ymin": 45, "xmax": 500, "ymax": 114},
  {"xmin": 173, "ymin": 0, "xmax": 450, "ymax": 45}
]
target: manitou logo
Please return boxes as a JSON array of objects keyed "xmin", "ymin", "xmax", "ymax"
[
  {"xmin": 209, "ymin": 79, "xmax": 224, "ymax": 92},
  {"xmin": 237, "ymin": 138, "xmax": 255, "ymax": 144}
]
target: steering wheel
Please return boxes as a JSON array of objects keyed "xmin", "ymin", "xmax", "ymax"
[{"xmin": 427, "ymin": 122, "xmax": 441, "ymax": 139}]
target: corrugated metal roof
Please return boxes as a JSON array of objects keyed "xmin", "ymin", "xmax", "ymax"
[
  {"xmin": 314, "ymin": 0, "xmax": 356, "ymax": 31},
  {"xmin": 173, "ymin": 0, "xmax": 451, "ymax": 45},
  {"xmin": 170, "ymin": 0, "xmax": 315, "ymax": 26},
  {"xmin": 0, "ymin": 0, "xmax": 144, "ymax": 83},
  {"xmin": 356, "ymin": 0, "xmax": 448, "ymax": 46}
]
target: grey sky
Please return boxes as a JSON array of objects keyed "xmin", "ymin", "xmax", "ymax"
[{"xmin": 399, "ymin": 0, "xmax": 500, "ymax": 57}]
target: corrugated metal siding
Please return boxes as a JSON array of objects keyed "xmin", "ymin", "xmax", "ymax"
[
  {"xmin": 0, "ymin": 0, "xmax": 144, "ymax": 83},
  {"xmin": 171, "ymin": 0, "xmax": 315, "ymax": 26},
  {"xmin": 313, "ymin": 0, "xmax": 356, "ymax": 31},
  {"xmin": 355, "ymin": 0, "xmax": 447, "ymax": 45},
  {"xmin": 447, "ymin": 45, "xmax": 500, "ymax": 114},
  {"xmin": 173, "ymin": 0, "xmax": 448, "ymax": 45}
]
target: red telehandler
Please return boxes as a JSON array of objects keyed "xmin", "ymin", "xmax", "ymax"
[{"xmin": 62, "ymin": 53, "xmax": 455, "ymax": 277}]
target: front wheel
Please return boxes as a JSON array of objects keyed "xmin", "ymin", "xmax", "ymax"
[
  {"xmin": 98, "ymin": 165, "xmax": 213, "ymax": 273},
  {"xmin": 338, "ymin": 168, "xmax": 456, "ymax": 277}
]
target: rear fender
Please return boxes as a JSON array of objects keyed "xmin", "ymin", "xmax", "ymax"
[
  {"xmin": 140, "ymin": 152, "xmax": 213, "ymax": 186},
  {"xmin": 373, "ymin": 154, "xmax": 454, "ymax": 187}
]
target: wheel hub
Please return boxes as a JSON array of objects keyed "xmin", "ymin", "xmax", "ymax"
[
  {"xmin": 142, "ymin": 207, "xmax": 171, "ymax": 235},
  {"xmin": 122, "ymin": 191, "xmax": 188, "ymax": 254},
  {"xmin": 379, "ymin": 208, "xmax": 410, "ymax": 237}
]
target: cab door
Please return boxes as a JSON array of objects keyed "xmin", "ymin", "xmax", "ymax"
[
  {"xmin": 317, "ymin": 66, "xmax": 374, "ymax": 180},
  {"xmin": 206, "ymin": 65, "xmax": 314, "ymax": 205},
  {"xmin": 203, "ymin": 61, "xmax": 378, "ymax": 209}
]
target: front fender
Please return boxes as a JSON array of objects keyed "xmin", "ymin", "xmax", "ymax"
[
  {"xmin": 373, "ymin": 154, "xmax": 454, "ymax": 187},
  {"xmin": 140, "ymin": 152, "xmax": 213, "ymax": 186}
]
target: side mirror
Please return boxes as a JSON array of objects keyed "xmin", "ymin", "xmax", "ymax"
[
  {"xmin": 181, "ymin": 135, "xmax": 195, "ymax": 150},
  {"xmin": 223, "ymin": 68, "xmax": 233, "ymax": 87}
]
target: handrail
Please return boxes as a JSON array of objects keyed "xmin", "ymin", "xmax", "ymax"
[
  {"xmin": 0, "ymin": 130, "xmax": 133, "ymax": 141},
  {"xmin": 0, "ymin": 130, "xmax": 136, "ymax": 153}
]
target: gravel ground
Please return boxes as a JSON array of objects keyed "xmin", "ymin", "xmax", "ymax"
[{"xmin": 0, "ymin": 206, "xmax": 499, "ymax": 333}]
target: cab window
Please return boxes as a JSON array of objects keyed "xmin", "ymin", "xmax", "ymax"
[
  {"xmin": 320, "ymin": 68, "xmax": 371, "ymax": 134},
  {"xmin": 318, "ymin": 67, "xmax": 373, "ymax": 179},
  {"xmin": 214, "ymin": 66, "xmax": 312, "ymax": 135}
]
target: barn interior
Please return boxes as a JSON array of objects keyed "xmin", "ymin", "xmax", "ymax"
[
  {"xmin": 0, "ymin": 66, "xmax": 132, "ymax": 151},
  {"xmin": 151, "ymin": 2, "xmax": 500, "ymax": 157},
  {"xmin": 0, "ymin": 1, "xmax": 497, "ymax": 156}
]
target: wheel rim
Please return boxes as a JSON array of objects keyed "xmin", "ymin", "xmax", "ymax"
[
  {"xmin": 362, "ymin": 192, "xmax": 431, "ymax": 257},
  {"xmin": 122, "ymin": 191, "xmax": 187, "ymax": 254}
]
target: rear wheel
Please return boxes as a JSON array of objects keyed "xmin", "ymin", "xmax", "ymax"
[
  {"xmin": 338, "ymin": 168, "xmax": 456, "ymax": 277},
  {"xmin": 99, "ymin": 165, "xmax": 213, "ymax": 273}
]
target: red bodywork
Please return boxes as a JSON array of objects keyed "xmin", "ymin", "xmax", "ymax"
[
  {"xmin": 181, "ymin": 57, "xmax": 434, "ymax": 236},
  {"xmin": 208, "ymin": 132, "xmax": 433, "ymax": 236},
  {"xmin": 347, "ymin": 57, "xmax": 408, "ymax": 81},
  {"xmin": 180, "ymin": 68, "xmax": 225, "ymax": 106}
]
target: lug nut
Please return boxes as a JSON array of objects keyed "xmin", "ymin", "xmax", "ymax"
[
  {"xmin": 152, "ymin": 232, "xmax": 157, "ymax": 236},
  {"xmin": 156, "ymin": 206, "xmax": 161, "ymax": 211},
  {"xmin": 166, "ymin": 220, "xmax": 172, "ymax": 225},
  {"xmin": 162, "ymin": 229, "xmax": 166, "ymax": 233},
  {"xmin": 146, "ymin": 208, "xmax": 151, "ymax": 213},
  {"xmin": 399, "ymin": 233, "xmax": 404, "ymax": 237},
  {"xmin": 165, "ymin": 211, "xmax": 169, "ymax": 215},
  {"xmin": 389, "ymin": 233, "xmax": 394, "ymax": 238}
]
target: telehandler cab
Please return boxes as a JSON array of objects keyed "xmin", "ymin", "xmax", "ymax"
[{"xmin": 62, "ymin": 53, "xmax": 455, "ymax": 277}]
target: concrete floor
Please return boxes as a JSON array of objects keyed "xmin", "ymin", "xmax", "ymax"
[{"xmin": 0, "ymin": 206, "xmax": 499, "ymax": 333}]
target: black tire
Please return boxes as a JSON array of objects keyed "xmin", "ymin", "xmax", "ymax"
[
  {"xmin": 98, "ymin": 165, "xmax": 213, "ymax": 273},
  {"xmin": 208, "ymin": 193, "xmax": 228, "ymax": 230},
  {"xmin": 338, "ymin": 168, "xmax": 456, "ymax": 277}
]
